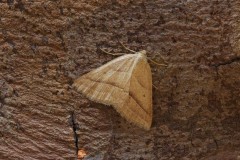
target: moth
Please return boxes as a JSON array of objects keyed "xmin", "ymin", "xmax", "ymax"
[{"xmin": 73, "ymin": 43, "xmax": 167, "ymax": 130}]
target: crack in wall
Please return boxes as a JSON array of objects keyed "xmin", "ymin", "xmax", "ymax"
[
  {"xmin": 211, "ymin": 57, "xmax": 240, "ymax": 67},
  {"xmin": 56, "ymin": 31, "xmax": 67, "ymax": 51},
  {"xmin": 70, "ymin": 111, "xmax": 79, "ymax": 156}
]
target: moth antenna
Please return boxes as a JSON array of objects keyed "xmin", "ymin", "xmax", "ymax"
[
  {"xmin": 99, "ymin": 48, "xmax": 125, "ymax": 56},
  {"xmin": 147, "ymin": 58, "xmax": 168, "ymax": 67},
  {"xmin": 152, "ymin": 83, "xmax": 159, "ymax": 90},
  {"xmin": 119, "ymin": 41, "xmax": 137, "ymax": 53}
]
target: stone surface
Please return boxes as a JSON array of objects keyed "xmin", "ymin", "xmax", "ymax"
[{"xmin": 0, "ymin": 0, "xmax": 239, "ymax": 159}]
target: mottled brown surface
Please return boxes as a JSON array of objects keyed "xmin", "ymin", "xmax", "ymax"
[{"xmin": 0, "ymin": 0, "xmax": 239, "ymax": 160}]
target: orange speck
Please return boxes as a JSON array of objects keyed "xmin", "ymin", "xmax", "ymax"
[{"xmin": 78, "ymin": 149, "xmax": 87, "ymax": 159}]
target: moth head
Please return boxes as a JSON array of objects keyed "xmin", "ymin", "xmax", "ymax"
[{"xmin": 138, "ymin": 50, "xmax": 147, "ymax": 57}]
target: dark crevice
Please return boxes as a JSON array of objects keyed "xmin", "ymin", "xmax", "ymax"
[
  {"xmin": 70, "ymin": 111, "xmax": 79, "ymax": 155},
  {"xmin": 211, "ymin": 57, "xmax": 240, "ymax": 67},
  {"xmin": 15, "ymin": 0, "xmax": 25, "ymax": 12},
  {"xmin": 213, "ymin": 137, "xmax": 219, "ymax": 149},
  {"xmin": 56, "ymin": 31, "xmax": 67, "ymax": 51},
  {"xmin": 7, "ymin": 0, "xmax": 14, "ymax": 6}
]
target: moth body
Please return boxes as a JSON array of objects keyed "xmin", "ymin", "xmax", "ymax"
[{"xmin": 73, "ymin": 50, "xmax": 152, "ymax": 130}]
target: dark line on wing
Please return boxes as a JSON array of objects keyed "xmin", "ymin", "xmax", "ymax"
[
  {"xmin": 129, "ymin": 91, "xmax": 149, "ymax": 114},
  {"xmin": 135, "ymin": 75, "xmax": 145, "ymax": 88},
  {"xmin": 83, "ymin": 77, "xmax": 124, "ymax": 90},
  {"xmin": 83, "ymin": 75, "xmax": 149, "ymax": 115}
]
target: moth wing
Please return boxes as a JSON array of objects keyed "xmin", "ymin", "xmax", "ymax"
[
  {"xmin": 73, "ymin": 54, "xmax": 136, "ymax": 107},
  {"xmin": 117, "ymin": 56, "xmax": 152, "ymax": 130},
  {"xmin": 73, "ymin": 54, "xmax": 152, "ymax": 130}
]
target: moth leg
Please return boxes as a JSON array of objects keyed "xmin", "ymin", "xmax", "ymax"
[
  {"xmin": 119, "ymin": 42, "xmax": 137, "ymax": 53},
  {"xmin": 147, "ymin": 58, "xmax": 168, "ymax": 67},
  {"xmin": 99, "ymin": 48, "xmax": 125, "ymax": 56},
  {"xmin": 152, "ymin": 83, "xmax": 159, "ymax": 90},
  {"xmin": 158, "ymin": 54, "xmax": 168, "ymax": 64}
]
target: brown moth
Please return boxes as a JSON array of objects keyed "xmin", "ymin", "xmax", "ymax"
[{"xmin": 73, "ymin": 50, "xmax": 152, "ymax": 130}]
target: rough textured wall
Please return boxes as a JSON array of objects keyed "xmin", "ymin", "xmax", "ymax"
[{"xmin": 0, "ymin": 0, "xmax": 240, "ymax": 159}]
